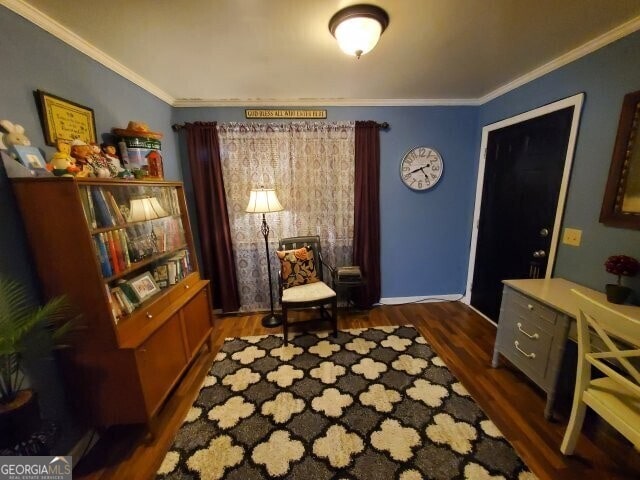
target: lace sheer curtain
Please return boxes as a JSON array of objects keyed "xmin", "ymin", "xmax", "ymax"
[{"xmin": 218, "ymin": 121, "xmax": 355, "ymax": 312}]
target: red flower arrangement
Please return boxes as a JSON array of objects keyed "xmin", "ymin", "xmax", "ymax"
[{"xmin": 604, "ymin": 255, "xmax": 639, "ymax": 285}]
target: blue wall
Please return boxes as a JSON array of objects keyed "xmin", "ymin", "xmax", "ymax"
[
  {"xmin": 172, "ymin": 106, "xmax": 479, "ymax": 299},
  {"xmin": 0, "ymin": 6, "xmax": 178, "ymax": 452},
  {"xmin": 479, "ymin": 31, "xmax": 640, "ymax": 293}
]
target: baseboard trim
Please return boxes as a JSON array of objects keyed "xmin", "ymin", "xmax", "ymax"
[
  {"xmin": 467, "ymin": 305, "xmax": 497, "ymax": 327},
  {"xmin": 378, "ymin": 294, "xmax": 463, "ymax": 305}
]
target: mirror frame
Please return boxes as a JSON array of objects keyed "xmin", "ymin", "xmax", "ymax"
[{"xmin": 600, "ymin": 89, "xmax": 640, "ymax": 229}]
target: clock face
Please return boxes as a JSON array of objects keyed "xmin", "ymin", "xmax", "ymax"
[{"xmin": 400, "ymin": 146, "xmax": 444, "ymax": 191}]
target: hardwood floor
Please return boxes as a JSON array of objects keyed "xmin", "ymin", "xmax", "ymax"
[{"xmin": 74, "ymin": 302, "xmax": 638, "ymax": 479}]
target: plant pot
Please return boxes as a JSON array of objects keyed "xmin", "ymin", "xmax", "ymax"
[
  {"xmin": 0, "ymin": 389, "xmax": 41, "ymax": 449},
  {"xmin": 605, "ymin": 284, "xmax": 632, "ymax": 304}
]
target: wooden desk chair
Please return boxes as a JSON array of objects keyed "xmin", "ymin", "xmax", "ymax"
[
  {"xmin": 277, "ymin": 236, "xmax": 337, "ymax": 345},
  {"xmin": 560, "ymin": 289, "xmax": 640, "ymax": 454}
]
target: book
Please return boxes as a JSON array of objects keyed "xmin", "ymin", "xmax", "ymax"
[
  {"xmin": 112, "ymin": 286, "xmax": 134, "ymax": 314},
  {"xmin": 85, "ymin": 187, "xmax": 97, "ymax": 229},
  {"xmin": 118, "ymin": 229, "xmax": 131, "ymax": 268},
  {"xmin": 91, "ymin": 188, "xmax": 114, "ymax": 227},
  {"xmin": 99, "ymin": 189, "xmax": 117, "ymax": 226},
  {"xmin": 167, "ymin": 260, "xmax": 178, "ymax": 285},
  {"xmin": 119, "ymin": 282, "xmax": 141, "ymax": 307},
  {"xmin": 105, "ymin": 284, "xmax": 122, "ymax": 323},
  {"xmin": 79, "ymin": 188, "xmax": 90, "ymax": 227},
  {"xmin": 94, "ymin": 235, "xmax": 112, "ymax": 277},
  {"xmin": 337, "ymin": 266, "xmax": 362, "ymax": 282},
  {"xmin": 153, "ymin": 264, "xmax": 169, "ymax": 288},
  {"xmin": 110, "ymin": 230, "xmax": 126, "ymax": 273},
  {"xmin": 105, "ymin": 191, "xmax": 126, "ymax": 225},
  {"xmin": 103, "ymin": 232, "xmax": 120, "ymax": 275}
]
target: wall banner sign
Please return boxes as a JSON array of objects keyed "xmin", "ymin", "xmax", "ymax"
[{"xmin": 245, "ymin": 109, "xmax": 327, "ymax": 119}]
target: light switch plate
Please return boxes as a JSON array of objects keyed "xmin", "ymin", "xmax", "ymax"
[{"xmin": 563, "ymin": 228, "xmax": 582, "ymax": 246}]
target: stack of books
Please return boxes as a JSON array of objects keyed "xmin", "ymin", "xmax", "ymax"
[{"xmin": 337, "ymin": 266, "xmax": 363, "ymax": 283}]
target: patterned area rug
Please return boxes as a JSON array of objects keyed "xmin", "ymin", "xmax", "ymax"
[{"xmin": 157, "ymin": 326, "xmax": 537, "ymax": 479}]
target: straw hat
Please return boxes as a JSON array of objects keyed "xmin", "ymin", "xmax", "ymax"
[{"xmin": 112, "ymin": 121, "xmax": 163, "ymax": 139}]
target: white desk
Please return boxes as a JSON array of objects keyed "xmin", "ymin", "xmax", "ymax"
[{"xmin": 492, "ymin": 277, "xmax": 639, "ymax": 419}]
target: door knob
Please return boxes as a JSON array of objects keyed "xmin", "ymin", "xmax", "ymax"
[
  {"xmin": 539, "ymin": 228, "xmax": 549, "ymax": 237},
  {"xmin": 532, "ymin": 250, "xmax": 546, "ymax": 258}
]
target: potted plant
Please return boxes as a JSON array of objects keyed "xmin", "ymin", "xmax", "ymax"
[
  {"xmin": 0, "ymin": 276, "xmax": 74, "ymax": 449},
  {"xmin": 604, "ymin": 255, "xmax": 639, "ymax": 304}
]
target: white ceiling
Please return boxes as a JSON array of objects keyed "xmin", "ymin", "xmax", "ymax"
[{"xmin": 8, "ymin": 0, "xmax": 640, "ymax": 106}]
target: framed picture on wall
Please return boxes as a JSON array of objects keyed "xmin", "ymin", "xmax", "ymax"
[
  {"xmin": 600, "ymin": 89, "xmax": 640, "ymax": 229},
  {"xmin": 35, "ymin": 90, "xmax": 97, "ymax": 146}
]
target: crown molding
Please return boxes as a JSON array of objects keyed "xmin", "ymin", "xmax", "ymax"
[
  {"xmin": 479, "ymin": 13, "xmax": 640, "ymax": 105},
  {"xmin": 1, "ymin": 0, "xmax": 175, "ymax": 105},
  {"xmin": 3, "ymin": 0, "xmax": 639, "ymax": 109},
  {"xmin": 172, "ymin": 97, "xmax": 481, "ymax": 108}
]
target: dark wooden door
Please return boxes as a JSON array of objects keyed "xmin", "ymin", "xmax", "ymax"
[{"xmin": 470, "ymin": 107, "xmax": 574, "ymax": 322}]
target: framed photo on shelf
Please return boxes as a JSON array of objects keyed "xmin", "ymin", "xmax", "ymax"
[
  {"xmin": 35, "ymin": 90, "xmax": 97, "ymax": 146},
  {"xmin": 128, "ymin": 272, "xmax": 161, "ymax": 302},
  {"xmin": 11, "ymin": 145, "xmax": 48, "ymax": 171}
]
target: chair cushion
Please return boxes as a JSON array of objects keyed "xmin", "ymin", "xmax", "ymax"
[
  {"xmin": 282, "ymin": 281, "xmax": 336, "ymax": 303},
  {"xmin": 277, "ymin": 246, "xmax": 319, "ymax": 288}
]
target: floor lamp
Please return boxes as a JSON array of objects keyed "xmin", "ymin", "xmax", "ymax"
[{"xmin": 246, "ymin": 187, "xmax": 284, "ymax": 327}]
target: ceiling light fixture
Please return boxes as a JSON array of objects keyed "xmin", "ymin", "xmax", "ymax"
[{"xmin": 329, "ymin": 4, "xmax": 389, "ymax": 59}]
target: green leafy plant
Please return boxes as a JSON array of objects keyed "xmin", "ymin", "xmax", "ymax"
[{"xmin": 0, "ymin": 277, "xmax": 74, "ymax": 405}]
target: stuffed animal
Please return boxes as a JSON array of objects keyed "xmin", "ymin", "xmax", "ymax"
[
  {"xmin": 47, "ymin": 140, "xmax": 80, "ymax": 177},
  {"xmin": 70, "ymin": 139, "xmax": 94, "ymax": 169},
  {"xmin": 101, "ymin": 143, "xmax": 124, "ymax": 173},
  {"xmin": 0, "ymin": 120, "xmax": 31, "ymax": 151}
]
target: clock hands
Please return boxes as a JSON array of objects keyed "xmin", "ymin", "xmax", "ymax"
[{"xmin": 409, "ymin": 163, "xmax": 432, "ymax": 179}]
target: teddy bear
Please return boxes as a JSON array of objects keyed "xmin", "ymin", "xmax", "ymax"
[{"xmin": 70, "ymin": 139, "xmax": 111, "ymax": 177}]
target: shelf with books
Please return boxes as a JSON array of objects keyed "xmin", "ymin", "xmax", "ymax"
[
  {"xmin": 102, "ymin": 244, "xmax": 189, "ymax": 283},
  {"xmin": 10, "ymin": 176, "xmax": 213, "ymax": 428}
]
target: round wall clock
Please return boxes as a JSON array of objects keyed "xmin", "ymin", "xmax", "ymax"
[{"xmin": 400, "ymin": 146, "xmax": 444, "ymax": 191}]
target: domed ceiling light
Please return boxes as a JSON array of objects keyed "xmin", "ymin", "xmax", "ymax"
[{"xmin": 329, "ymin": 4, "xmax": 389, "ymax": 59}]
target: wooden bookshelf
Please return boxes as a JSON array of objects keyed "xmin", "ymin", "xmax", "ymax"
[{"xmin": 11, "ymin": 177, "xmax": 214, "ymax": 427}]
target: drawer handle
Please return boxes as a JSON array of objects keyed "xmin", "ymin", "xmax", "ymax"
[
  {"xmin": 517, "ymin": 322, "xmax": 539, "ymax": 339},
  {"xmin": 527, "ymin": 304, "xmax": 534, "ymax": 311},
  {"xmin": 185, "ymin": 284, "xmax": 190, "ymax": 289},
  {"xmin": 514, "ymin": 341, "xmax": 535, "ymax": 359},
  {"xmin": 146, "ymin": 312, "xmax": 153, "ymax": 319}
]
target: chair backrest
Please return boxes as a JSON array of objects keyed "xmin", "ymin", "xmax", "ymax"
[
  {"xmin": 571, "ymin": 289, "xmax": 640, "ymax": 385},
  {"xmin": 279, "ymin": 235, "xmax": 325, "ymax": 282}
]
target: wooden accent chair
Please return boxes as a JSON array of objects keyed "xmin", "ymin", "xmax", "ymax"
[
  {"xmin": 560, "ymin": 289, "xmax": 640, "ymax": 454},
  {"xmin": 277, "ymin": 236, "xmax": 337, "ymax": 345}
]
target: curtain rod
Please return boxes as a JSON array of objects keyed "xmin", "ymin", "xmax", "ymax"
[{"xmin": 172, "ymin": 121, "xmax": 390, "ymax": 132}]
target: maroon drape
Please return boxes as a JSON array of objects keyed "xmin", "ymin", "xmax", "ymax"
[
  {"xmin": 353, "ymin": 121, "xmax": 381, "ymax": 307},
  {"xmin": 183, "ymin": 122, "xmax": 240, "ymax": 312}
]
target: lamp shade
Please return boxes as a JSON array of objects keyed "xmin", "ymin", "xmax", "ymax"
[
  {"xmin": 245, "ymin": 188, "xmax": 284, "ymax": 214},
  {"xmin": 329, "ymin": 4, "xmax": 389, "ymax": 58},
  {"xmin": 128, "ymin": 196, "xmax": 169, "ymax": 222}
]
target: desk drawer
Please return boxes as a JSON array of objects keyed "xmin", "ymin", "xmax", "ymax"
[
  {"xmin": 503, "ymin": 288, "xmax": 558, "ymax": 331},
  {"xmin": 499, "ymin": 317, "xmax": 553, "ymax": 382}
]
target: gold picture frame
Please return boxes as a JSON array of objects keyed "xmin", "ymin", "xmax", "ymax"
[
  {"xmin": 35, "ymin": 90, "xmax": 97, "ymax": 146},
  {"xmin": 600, "ymin": 90, "xmax": 640, "ymax": 229}
]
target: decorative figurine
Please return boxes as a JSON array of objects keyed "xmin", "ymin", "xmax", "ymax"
[
  {"xmin": 101, "ymin": 143, "xmax": 124, "ymax": 173},
  {"xmin": 47, "ymin": 139, "xmax": 79, "ymax": 177},
  {"xmin": 0, "ymin": 120, "xmax": 31, "ymax": 154}
]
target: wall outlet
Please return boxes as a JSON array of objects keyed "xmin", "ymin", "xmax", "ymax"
[{"xmin": 563, "ymin": 228, "xmax": 582, "ymax": 246}]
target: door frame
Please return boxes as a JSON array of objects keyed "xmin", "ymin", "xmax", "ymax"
[{"xmin": 463, "ymin": 93, "xmax": 585, "ymax": 307}]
